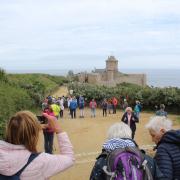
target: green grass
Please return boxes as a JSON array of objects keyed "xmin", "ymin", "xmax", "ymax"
[{"xmin": 0, "ymin": 73, "xmax": 68, "ymax": 139}]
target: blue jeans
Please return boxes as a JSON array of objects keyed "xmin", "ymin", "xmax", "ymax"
[
  {"xmin": 43, "ymin": 131, "xmax": 54, "ymax": 154},
  {"xmin": 91, "ymin": 108, "xmax": 96, "ymax": 117}
]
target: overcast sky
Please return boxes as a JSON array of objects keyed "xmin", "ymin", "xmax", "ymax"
[{"xmin": 0, "ymin": 0, "xmax": 180, "ymax": 72}]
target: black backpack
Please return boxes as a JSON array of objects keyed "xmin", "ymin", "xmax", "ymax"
[{"xmin": 0, "ymin": 153, "xmax": 40, "ymax": 180}]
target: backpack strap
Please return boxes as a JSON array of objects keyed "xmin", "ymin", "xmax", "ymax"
[
  {"xmin": 96, "ymin": 149, "xmax": 109, "ymax": 160},
  {"xmin": 15, "ymin": 153, "xmax": 40, "ymax": 176}
]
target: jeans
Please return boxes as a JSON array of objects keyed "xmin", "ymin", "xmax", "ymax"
[
  {"xmin": 43, "ymin": 131, "xmax": 54, "ymax": 154},
  {"xmin": 70, "ymin": 109, "xmax": 76, "ymax": 118},
  {"xmin": 113, "ymin": 105, "xmax": 117, "ymax": 114},
  {"xmin": 91, "ymin": 108, "xmax": 96, "ymax": 117}
]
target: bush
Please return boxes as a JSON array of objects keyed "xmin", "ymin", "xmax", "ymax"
[
  {"xmin": 67, "ymin": 82, "xmax": 180, "ymax": 113},
  {"xmin": 0, "ymin": 72, "xmax": 68, "ymax": 139},
  {"xmin": 0, "ymin": 82, "xmax": 33, "ymax": 139}
]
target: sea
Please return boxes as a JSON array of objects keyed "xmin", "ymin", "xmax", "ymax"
[{"xmin": 7, "ymin": 69, "xmax": 180, "ymax": 88}]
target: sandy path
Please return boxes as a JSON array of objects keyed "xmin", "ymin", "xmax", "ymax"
[
  {"xmin": 37, "ymin": 86, "xmax": 180, "ymax": 180},
  {"xmin": 52, "ymin": 86, "xmax": 68, "ymax": 97}
]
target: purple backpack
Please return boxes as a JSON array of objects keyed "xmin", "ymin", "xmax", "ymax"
[{"xmin": 103, "ymin": 146, "xmax": 153, "ymax": 180}]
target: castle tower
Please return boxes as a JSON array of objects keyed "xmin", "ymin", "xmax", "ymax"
[{"xmin": 106, "ymin": 56, "xmax": 118, "ymax": 81}]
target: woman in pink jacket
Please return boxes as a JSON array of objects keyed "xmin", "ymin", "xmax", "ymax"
[{"xmin": 0, "ymin": 110, "xmax": 74, "ymax": 179}]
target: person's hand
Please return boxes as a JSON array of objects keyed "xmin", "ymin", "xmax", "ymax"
[
  {"xmin": 41, "ymin": 124, "xmax": 48, "ymax": 129},
  {"xmin": 42, "ymin": 113, "xmax": 62, "ymax": 134}
]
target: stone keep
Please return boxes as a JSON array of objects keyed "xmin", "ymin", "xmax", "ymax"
[
  {"xmin": 106, "ymin": 56, "xmax": 118, "ymax": 81},
  {"xmin": 77, "ymin": 56, "xmax": 146, "ymax": 87}
]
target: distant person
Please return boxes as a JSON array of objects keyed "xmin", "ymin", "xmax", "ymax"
[
  {"xmin": 51, "ymin": 102, "xmax": 60, "ymax": 119},
  {"xmin": 122, "ymin": 98, "xmax": 128, "ymax": 111},
  {"xmin": 112, "ymin": 97, "xmax": 118, "ymax": 114},
  {"xmin": 79, "ymin": 95, "xmax": 85, "ymax": 118},
  {"xmin": 156, "ymin": 104, "xmax": 167, "ymax": 117},
  {"xmin": 43, "ymin": 106, "xmax": 56, "ymax": 154},
  {"xmin": 0, "ymin": 111, "xmax": 74, "ymax": 179},
  {"xmin": 90, "ymin": 122, "xmax": 163, "ymax": 180},
  {"xmin": 134, "ymin": 100, "xmax": 142, "ymax": 119},
  {"xmin": 101, "ymin": 98, "xmax": 108, "ymax": 117},
  {"xmin": 42, "ymin": 98, "xmax": 48, "ymax": 111},
  {"xmin": 89, "ymin": 99, "xmax": 97, "ymax": 118},
  {"xmin": 146, "ymin": 116, "xmax": 180, "ymax": 179},
  {"xmin": 58, "ymin": 97, "xmax": 64, "ymax": 118},
  {"xmin": 69, "ymin": 96, "xmax": 78, "ymax": 119},
  {"xmin": 107, "ymin": 99, "xmax": 113, "ymax": 114},
  {"xmin": 121, "ymin": 107, "xmax": 139, "ymax": 139}
]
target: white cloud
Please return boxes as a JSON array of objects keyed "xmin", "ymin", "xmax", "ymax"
[{"xmin": 0, "ymin": 0, "xmax": 180, "ymax": 70}]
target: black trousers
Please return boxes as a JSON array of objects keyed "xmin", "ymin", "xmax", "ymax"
[{"xmin": 103, "ymin": 109, "xmax": 107, "ymax": 116}]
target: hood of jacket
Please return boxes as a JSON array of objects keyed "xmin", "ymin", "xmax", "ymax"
[
  {"xmin": 0, "ymin": 140, "xmax": 31, "ymax": 176},
  {"xmin": 102, "ymin": 138, "xmax": 136, "ymax": 152},
  {"xmin": 158, "ymin": 129, "xmax": 180, "ymax": 147}
]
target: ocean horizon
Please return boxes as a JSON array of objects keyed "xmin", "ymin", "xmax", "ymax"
[{"xmin": 6, "ymin": 68, "xmax": 180, "ymax": 88}]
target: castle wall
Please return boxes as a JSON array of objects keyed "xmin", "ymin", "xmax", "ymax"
[
  {"xmin": 107, "ymin": 71, "xmax": 114, "ymax": 81},
  {"xmin": 78, "ymin": 73, "xmax": 86, "ymax": 83},
  {"xmin": 116, "ymin": 73, "xmax": 146, "ymax": 86},
  {"xmin": 88, "ymin": 73, "xmax": 101, "ymax": 84}
]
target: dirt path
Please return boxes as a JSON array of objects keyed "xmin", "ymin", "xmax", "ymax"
[
  {"xmin": 37, "ymin": 86, "xmax": 180, "ymax": 180},
  {"xmin": 52, "ymin": 86, "xmax": 68, "ymax": 97}
]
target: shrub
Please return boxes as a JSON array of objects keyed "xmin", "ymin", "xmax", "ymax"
[{"xmin": 67, "ymin": 82, "xmax": 180, "ymax": 113}]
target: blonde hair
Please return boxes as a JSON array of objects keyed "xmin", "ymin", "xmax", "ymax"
[
  {"xmin": 145, "ymin": 116, "xmax": 172, "ymax": 133},
  {"xmin": 107, "ymin": 122, "xmax": 132, "ymax": 140},
  {"xmin": 5, "ymin": 111, "xmax": 41, "ymax": 152}
]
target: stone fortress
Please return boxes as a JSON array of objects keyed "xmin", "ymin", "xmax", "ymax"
[{"xmin": 77, "ymin": 56, "xmax": 146, "ymax": 87}]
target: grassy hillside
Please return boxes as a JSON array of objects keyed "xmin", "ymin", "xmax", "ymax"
[{"xmin": 0, "ymin": 70, "xmax": 68, "ymax": 139}]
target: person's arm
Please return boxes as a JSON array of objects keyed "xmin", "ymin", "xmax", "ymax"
[
  {"xmin": 41, "ymin": 113, "xmax": 75, "ymax": 178},
  {"xmin": 121, "ymin": 113, "xmax": 126, "ymax": 122},
  {"xmin": 155, "ymin": 146, "xmax": 173, "ymax": 179}
]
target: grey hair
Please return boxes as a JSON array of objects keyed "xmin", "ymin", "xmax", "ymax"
[
  {"xmin": 125, "ymin": 107, "xmax": 132, "ymax": 112},
  {"xmin": 145, "ymin": 116, "xmax": 172, "ymax": 133},
  {"xmin": 107, "ymin": 122, "xmax": 132, "ymax": 140}
]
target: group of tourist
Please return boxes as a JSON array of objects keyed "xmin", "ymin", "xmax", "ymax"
[
  {"xmin": 41, "ymin": 95, "xmax": 144, "ymax": 120},
  {"xmin": 40, "ymin": 95, "xmax": 170, "ymax": 157},
  {"xmin": 0, "ymin": 109, "xmax": 179, "ymax": 179},
  {"xmin": 0, "ymin": 92, "xmax": 179, "ymax": 180}
]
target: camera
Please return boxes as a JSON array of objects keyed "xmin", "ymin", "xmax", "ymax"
[{"xmin": 36, "ymin": 115, "xmax": 48, "ymax": 124}]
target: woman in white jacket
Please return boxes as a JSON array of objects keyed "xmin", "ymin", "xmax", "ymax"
[{"xmin": 0, "ymin": 110, "xmax": 75, "ymax": 179}]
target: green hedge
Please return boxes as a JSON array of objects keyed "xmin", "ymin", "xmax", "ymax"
[
  {"xmin": 0, "ymin": 72, "xmax": 69, "ymax": 139},
  {"xmin": 0, "ymin": 82, "xmax": 33, "ymax": 138},
  {"xmin": 68, "ymin": 82, "xmax": 180, "ymax": 112}
]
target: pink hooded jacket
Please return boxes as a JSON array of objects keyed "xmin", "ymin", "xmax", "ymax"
[{"xmin": 0, "ymin": 132, "xmax": 74, "ymax": 180}]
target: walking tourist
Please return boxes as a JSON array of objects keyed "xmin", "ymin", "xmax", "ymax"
[{"xmin": 121, "ymin": 107, "xmax": 139, "ymax": 139}]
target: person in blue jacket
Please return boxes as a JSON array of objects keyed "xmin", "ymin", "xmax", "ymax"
[
  {"xmin": 69, "ymin": 96, "xmax": 78, "ymax": 119},
  {"xmin": 134, "ymin": 100, "xmax": 142, "ymax": 119},
  {"xmin": 146, "ymin": 116, "xmax": 180, "ymax": 180}
]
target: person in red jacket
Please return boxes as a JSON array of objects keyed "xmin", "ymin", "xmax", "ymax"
[{"xmin": 112, "ymin": 97, "xmax": 118, "ymax": 114}]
